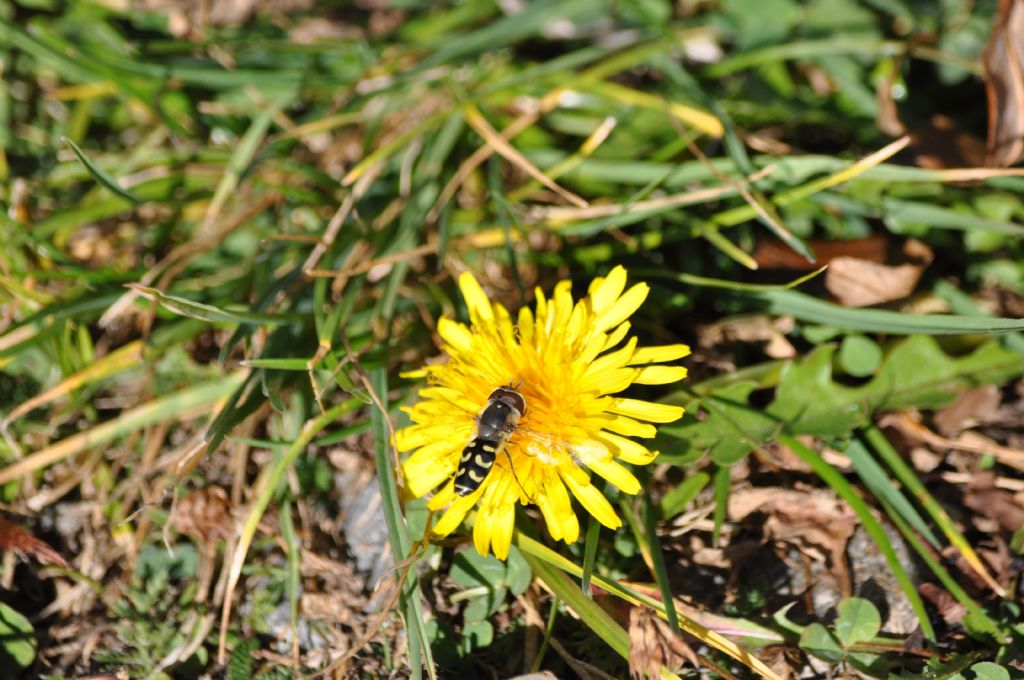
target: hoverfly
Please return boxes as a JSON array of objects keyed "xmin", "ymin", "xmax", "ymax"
[
  {"xmin": 447, "ymin": 382, "xmax": 606, "ymax": 499},
  {"xmin": 455, "ymin": 385, "xmax": 527, "ymax": 496}
]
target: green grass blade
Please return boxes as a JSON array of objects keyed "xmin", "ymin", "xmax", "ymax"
[
  {"xmin": 239, "ymin": 358, "xmax": 310, "ymax": 370},
  {"xmin": 699, "ymin": 223, "xmax": 759, "ymax": 270},
  {"xmin": 522, "ymin": 550, "xmax": 640, "ymax": 671},
  {"xmin": 129, "ymin": 285, "xmax": 299, "ymax": 325},
  {"xmin": 643, "ymin": 266, "xmax": 827, "ymax": 293},
  {"xmin": 201, "ymin": 90, "xmax": 293, "ymax": 232},
  {"xmin": 644, "ymin": 493, "xmax": 680, "ymax": 634},
  {"xmin": 878, "ymin": 498, "xmax": 1003, "ymax": 637},
  {"xmin": 863, "ymin": 426, "xmax": 1006, "ymax": 596},
  {"xmin": 933, "ymin": 280, "xmax": 1024, "ymax": 356},
  {"xmin": 753, "ymin": 289, "xmax": 1024, "ymax": 334},
  {"xmin": 704, "ymin": 36, "xmax": 979, "ymax": 78},
  {"xmin": 580, "ymin": 516, "xmax": 600, "ymax": 596},
  {"xmin": 279, "ymin": 500, "xmax": 302, "ymax": 664},
  {"xmin": 220, "ymin": 400, "xmax": 355, "ymax": 661},
  {"xmin": 842, "ymin": 438, "xmax": 941, "ymax": 548},
  {"xmin": 529, "ymin": 596, "xmax": 559, "ymax": 673},
  {"xmin": 417, "ymin": 0, "xmax": 603, "ymax": 69},
  {"xmin": 369, "ymin": 368, "xmax": 435, "ymax": 680},
  {"xmin": 711, "ymin": 464, "xmax": 730, "ymax": 545},
  {"xmin": 515, "ymin": 533, "xmax": 783, "ymax": 678},
  {"xmin": 883, "ymin": 198, "xmax": 1024, "ymax": 236},
  {"xmin": 62, "ymin": 136, "xmax": 141, "ymax": 204},
  {"xmin": 778, "ymin": 434, "xmax": 936, "ymax": 642}
]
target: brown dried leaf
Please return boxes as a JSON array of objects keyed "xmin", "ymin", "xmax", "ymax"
[
  {"xmin": 74, "ymin": 672, "xmax": 130, "ymax": 680},
  {"xmin": 984, "ymin": 0, "xmax": 1024, "ymax": 166},
  {"xmin": 729, "ymin": 487, "xmax": 856, "ymax": 568},
  {"xmin": 876, "ymin": 62, "xmax": 907, "ymax": 137},
  {"xmin": 964, "ymin": 472, "xmax": 1024, "ymax": 535},
  {"xmin": 0, "ymin": 515, "xmax": 69, "ymax": 568},
  {"xmin": 933, "ymin": 384, "xmax": 1003, "ymax": 436},
  {"xmin": 882, "ymin": 411, "xmax": 1024, "ymax": 472},
  {"xmin": 911, "ymin": 115, "xmax": 989, "ymax": 169},
  {"xmin": 825, "ymin": 239, "xmax": 933, "ymax": 307},
  {"xmin": 753, "ymin": 234, "xmax": 888, "ymax": 271},
  {"xmin": 172, "ymin": 486, "xmax": 232, "ymax": 542},
  {"xmin": 628, "ymin": 606, "xmax": 699, "ymax": 679},
  {"xmin": 698, "ymin": 314, "xmax": 796, "ymax": 359},
  {"xmin": 918, "ymin": 583, "xmax": 967, "ymax": 626}
]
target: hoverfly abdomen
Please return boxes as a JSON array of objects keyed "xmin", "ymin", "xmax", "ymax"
[
  {"xmin": 454, "ymin": 386, "xmax": 526, "ymax": 496},
  {"xmin": 454, "ymin": 437, "xmax": 500, "ymax": 495}
]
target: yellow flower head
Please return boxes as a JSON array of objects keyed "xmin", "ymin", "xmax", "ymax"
[{"xmin": 397, "ymin": 266, "xmax": 690, "ymax": 559}]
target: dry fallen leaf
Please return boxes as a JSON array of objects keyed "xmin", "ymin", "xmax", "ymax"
[
  {"xmin": 825, "ymin": 238, "xmax": 933, "ymax": 307},
  {"xmin": 728, "ymin": 487, "xmax": 857, "ymax": 570},
  {"xmin": 911, "ymin": 115, "xmax": 989, "ymax": 169},
  {"xmin": 172, "ymin": 486, "xmax": 232, "ymax": 543},
  {"xmin": 933, "ymin": 384, "xmax": 1003, "ymax": 436},
  {"xmin": 0, "ymin": 515, "xmax": 69, "ymax": 568},
  {"xmin": 964, "ymin": 472, "xmax": 1024, "ymax": 535},
  {"xmin": 984, "ymin": 0, "xmax": 1024, "ymax": 166},
  {"xmin": 628, "ymin": 606, "xmax": 699, "ymax": 679},
  {"xmin": 753, "ymin": 234, "xmax": 888, "ymax": 271},
  {"xmin": 875, "ymin": 57, "xmax": 908, "ymax": 137},
  {"xmin": 881, "ymin": 411, "xmax": 1024, "ymax": 472},
  {"xmin": 918, "ymin": 582, "xmax": 967, "ymax": 626},
  {"xmin": 698, "ymin": 314, "xmax": 796, "ymax": 359}
]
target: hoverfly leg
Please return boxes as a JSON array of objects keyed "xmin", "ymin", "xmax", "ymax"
[{"xmin": 504, "ymin": 448, "xmax": 534, "ymax": 504}]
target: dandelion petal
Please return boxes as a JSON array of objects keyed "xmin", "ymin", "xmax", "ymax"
[
  {"xmin": 630, "ymin": 344, "xmax": 692, "ymax": 365},
  {"xmin": 562, "ymin": 471, "xmax": 622, "ymax": 529},
  {"xmin": 458, "ymin": 272, "xmax": 494, "ymax": 321},
  {"xmin": 609, "ymin": 397, "xmax": 684, "ymax": 423}
]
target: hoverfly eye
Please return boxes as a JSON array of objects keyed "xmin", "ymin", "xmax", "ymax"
[{"xmin": 509, "ymin": 391, "xmax": 526, "ymax": 414}]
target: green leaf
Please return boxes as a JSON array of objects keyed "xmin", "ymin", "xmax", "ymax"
[
  {"xmin": 766, "ymin": 344, "xmax": 867, "ymax": 435},
  {"xmin": 962, "ymin": 609, "xmax": 1006, "ymax": 642},
  {"xmin": 228, "ymin": 639, "xmax": 257, "ymax": 680},
  {"xmin": 459, "ymin": 620, "xmax": 494, "ymax": 653},
  {"xmin": 799, "ymin": 623, "xmax": 843, "ymax": 663},
  {"xmin": 0, "ymin": 603, "xmax": 36, "ymax": 670},
  {"xmin": 834, "ymin": 597, "xmax": 881, "ymax": 647},
  {"xmin": 664, "ymin": 383, "xmax": 781, "ymax": 466},
  {"xmin": 451, "ymin": 546, "xmax": 532, "ymax": 620},
  {"xmin": 962, "ymin": 662, "xmax": 1011, "ymax": 680},
  {"xmin": 838, "ymin": 334, "xmax": 882, "ymax": 377},
  {"xmin": 665, "ymin": 335, "xmax": 1024, "ymax": 466},
  {"xmin": 848, "ymin": 650, "xmax": 888, "ymax": 677},
  {"xmin": 450, "ymin": 549, "xmax": 508, "ymax": 589},
  {"xmin": 659, "ymin": 471, "xmax": 710, "ymax": 518},
  {"xmin": 505, "ymin": 546, "xmax": 532, "ymax": 596}
]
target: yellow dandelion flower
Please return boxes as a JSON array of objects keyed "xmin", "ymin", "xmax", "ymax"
[{"xmin": 397, "ymin": 266, "xmax": 690, "ymax": 559}]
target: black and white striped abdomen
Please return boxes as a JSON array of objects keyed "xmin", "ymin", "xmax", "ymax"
[{"xmin": 454, "ymin": 437, "xmax": 502, "ymax": 496}]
